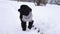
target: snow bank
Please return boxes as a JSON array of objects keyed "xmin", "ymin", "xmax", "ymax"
[{"xmin": 0, "ymin": 1, "xmax": 60, "ymax": 34}]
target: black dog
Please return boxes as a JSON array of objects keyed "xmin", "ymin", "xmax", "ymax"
[{"xmin": 18, "ymin": 5, "xmax": 34, "ymax": 31}]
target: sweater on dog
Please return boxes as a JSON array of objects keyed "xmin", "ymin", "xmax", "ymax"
[{"xmin": 22, "ymin": 12, "xmax": 32, "ymax": 22}]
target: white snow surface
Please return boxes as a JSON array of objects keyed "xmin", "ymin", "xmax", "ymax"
[{"xmin": 0, "ymin": 1, "xmax": 60, "ymax": 34}]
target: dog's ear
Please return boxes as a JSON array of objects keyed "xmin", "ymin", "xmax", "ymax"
[
  {"xmin": 18, "ymin": 9, "xmax": 20, "ymax": 12},
  {"xmin": 29, "ymin": 8, "xmax": 32, "ymax": 12},
  {"xmin": 18, "ymin": 9, "xmax": 21, "ymax": 12}
]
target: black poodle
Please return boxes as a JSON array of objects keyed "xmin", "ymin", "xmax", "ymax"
[{"xmin": 18, "ymin": 5, "xmax": 34, "ymax": 31}]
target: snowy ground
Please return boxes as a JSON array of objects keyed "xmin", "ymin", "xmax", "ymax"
[{"xmin": 0, "ymin": 1, "xmax": 60, "ymax": 34}]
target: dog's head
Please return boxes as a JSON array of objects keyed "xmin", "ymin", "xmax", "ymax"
[{"xmin": 18, "ymin": 5, "xmax": 32, "ymax": 16}]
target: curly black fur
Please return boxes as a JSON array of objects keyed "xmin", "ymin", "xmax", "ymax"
[{"xmin": 18, "ymin": 5, "xmax": 32, "ymax": 16}]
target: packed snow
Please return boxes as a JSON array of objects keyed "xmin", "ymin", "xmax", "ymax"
[{"xmin": 0, "ymin": 1, "xmax": 60, "ymax": 34}]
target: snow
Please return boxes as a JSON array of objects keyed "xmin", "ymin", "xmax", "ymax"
[{"xmin": 0, "ymin": 1, "xmax": 60, "ymax": 34}]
